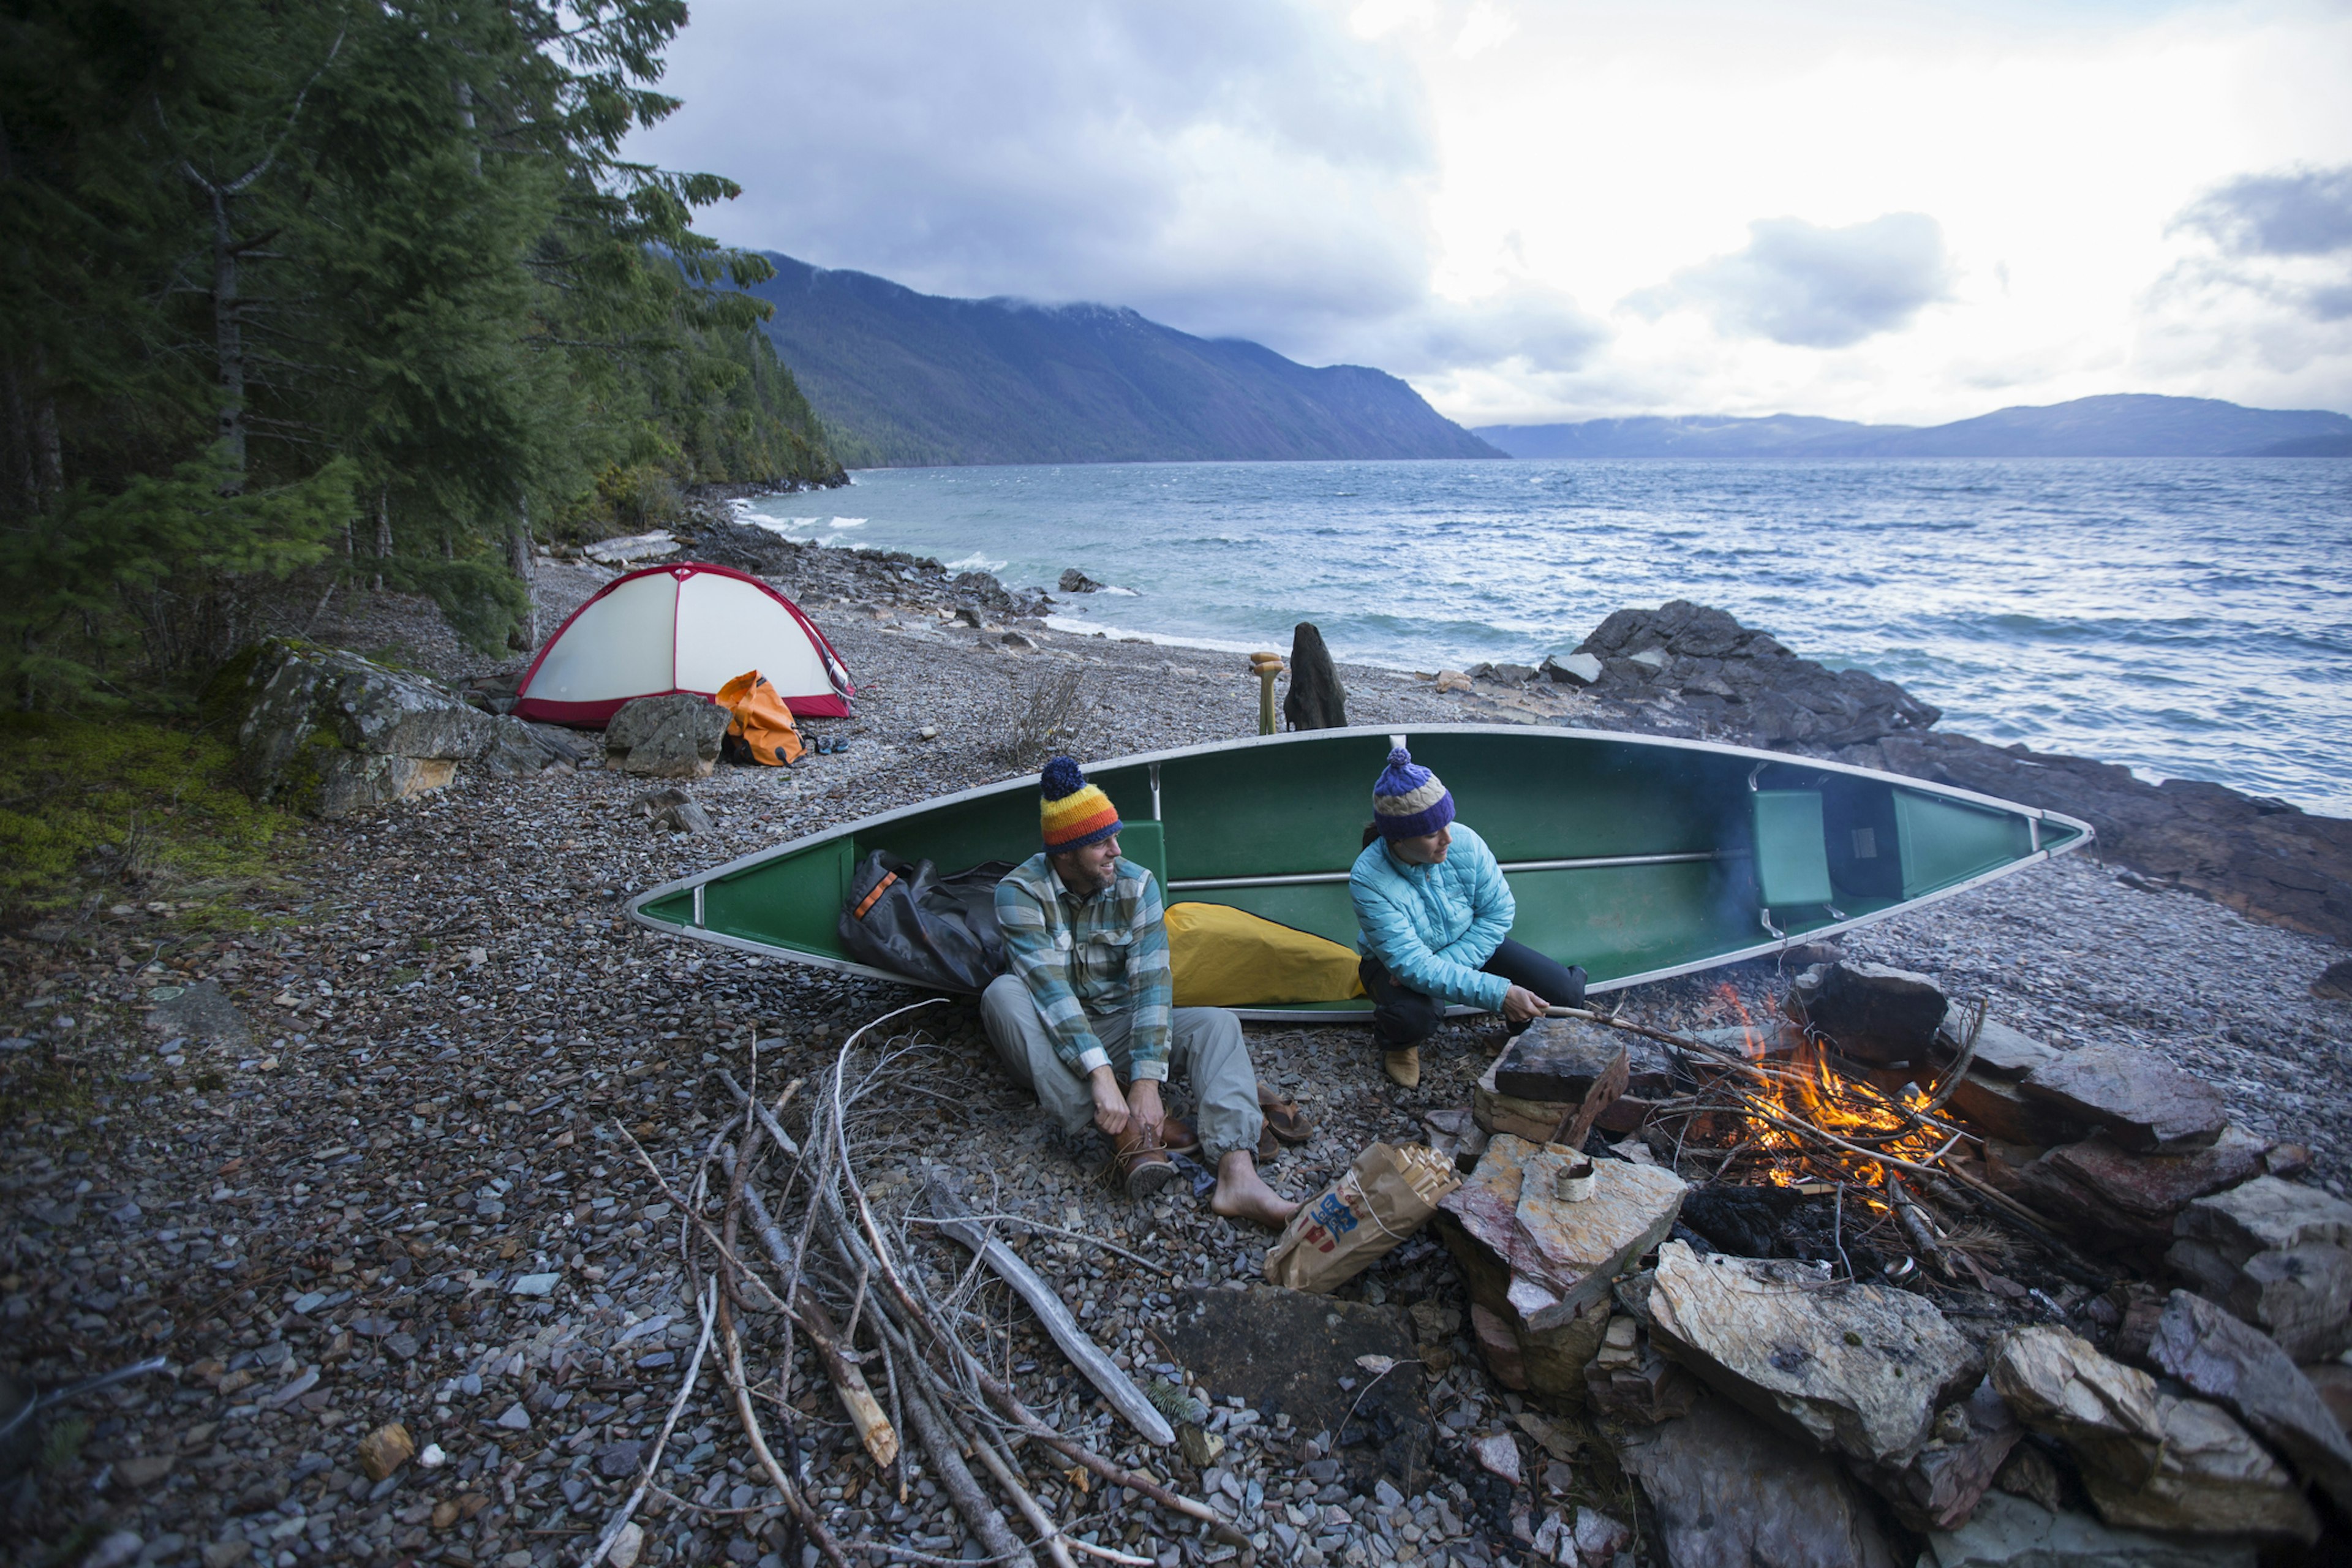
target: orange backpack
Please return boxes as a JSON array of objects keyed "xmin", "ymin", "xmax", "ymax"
[{"xmin": 714, "ymin": 670, "xmax": 805, "ymax": 766}]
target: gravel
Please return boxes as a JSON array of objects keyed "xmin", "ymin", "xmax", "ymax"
[{"xmin": 4, "ymin": 538, "xmax": 2345, "ymax": 1567}]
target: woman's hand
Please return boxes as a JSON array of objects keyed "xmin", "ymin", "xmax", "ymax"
[{"xmin": 1501, "ymin": 986, "xmax": 1550, "ymax": 1026}]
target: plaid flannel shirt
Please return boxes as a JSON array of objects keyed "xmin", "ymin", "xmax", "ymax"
[{"xmin": 994, "ymin": 852, "xmax": 1172, "ymax": 1080}]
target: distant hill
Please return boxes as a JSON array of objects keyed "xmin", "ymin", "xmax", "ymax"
[
  {"xmin": 743, "ymin": 254, "xmax": 1501, "ymax": 468},
  {"xmin": 1477, "ymin": 394, "xmax": 2352, "ymax": 459}
]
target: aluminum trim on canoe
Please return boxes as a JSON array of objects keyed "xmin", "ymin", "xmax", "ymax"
[{"xmin": 1170, "ymin": 849, "xmax": 1740, "ymax": 892}]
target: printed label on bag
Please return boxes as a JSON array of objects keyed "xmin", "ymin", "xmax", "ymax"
[{"xmin": 1310, "ymin": 1190, "xmax": 1358, "ymax": 1235}]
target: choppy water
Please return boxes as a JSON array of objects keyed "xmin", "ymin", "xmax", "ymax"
[{"xmin": 744, "ymin": 458, "xmax": 2352, "ymax": 816}]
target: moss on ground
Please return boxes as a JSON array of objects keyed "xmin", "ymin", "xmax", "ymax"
[{"xmin": 0, "ymin": 714, "xmax": 300, "ymax": 922}]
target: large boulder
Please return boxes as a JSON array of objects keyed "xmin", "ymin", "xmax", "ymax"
[
  {"xmin": 224, "ymin": 638, "xmax": 508, "ymax": 816},
  {"xmin": 1574, "ymin": 600, "xmax": 1940, "ymax": 747},
  {"xmin": 606, "ymin": 693, "xmax": 730, "ymax": 778}
]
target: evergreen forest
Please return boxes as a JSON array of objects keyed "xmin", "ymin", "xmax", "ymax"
[{"xmin": 0, "ymin": 0, "xmax": 844, "ymax": 704}]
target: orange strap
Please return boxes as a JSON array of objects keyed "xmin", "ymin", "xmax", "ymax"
[{"xmin": 851, "ymin": 870, "xmax": 899, "ymax": 921}]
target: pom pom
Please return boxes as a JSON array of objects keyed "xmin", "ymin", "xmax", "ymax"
[
  {"xmin": 1387, "ymin": 745, "xmax": 1413, "ymax": 766},
  {"xmin": 1041, "ymin": 755, "xmax": 1087, "ymax": 800}
]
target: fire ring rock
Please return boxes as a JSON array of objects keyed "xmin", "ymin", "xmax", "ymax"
[
  {"xmin": 224, "ymin": 638, "xmax": 502, "ymax": 816},
  {"xmin": 1643, "ymin": 1240, "xmax": 1979, "ymax": 1468}
]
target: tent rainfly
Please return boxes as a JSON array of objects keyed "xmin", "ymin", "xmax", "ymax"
[{"xmin": 513, "ymin": 562, "xmax": 854, "ymax": 725}]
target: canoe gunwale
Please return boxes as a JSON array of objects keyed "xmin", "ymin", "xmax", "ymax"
[{"xmin": 624, "ymin": 723, "xmax": 2095, "ymax": 1017}]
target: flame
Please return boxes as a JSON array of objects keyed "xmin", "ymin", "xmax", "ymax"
[{"xmin": 1703, "ymin": 982, "xmax": 1942, "ymax": 1189}]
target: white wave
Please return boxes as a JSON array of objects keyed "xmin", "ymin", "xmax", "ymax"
[
  {"xmin": 1041, "ymin": 616, "xmax": 1271, "ymax": 657},
  {"xmin": 946, "ymin": 552, "xmax": 1008, "ymax": 574},
  {"xmin": 829, "ymin": 517, "xmax": 869, "ymax": 528},
  {"xmin": 1098, "ymin": 584, "xmax": 1141, "ymax": 596}
]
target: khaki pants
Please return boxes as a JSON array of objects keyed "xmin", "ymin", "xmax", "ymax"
[{"xmin": 981, "ymin": 973, "xmax": 1264, "ymax": 1166}]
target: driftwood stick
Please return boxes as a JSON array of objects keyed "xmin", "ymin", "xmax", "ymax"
[
  {"xmin": 965, "ymin": 1430, "xmax": 1081, "ymax": 1568},
  {"xmin": 924, "ymin": 1175, "xmax": 1174, "ymax": 1447},
  {"xmin": 900, "ymin": 1377, "xmax": 1039, "ymax": 1568},
  {"xmin": 578, "ymin": 1281, "xmax": 718, "ymax": 1568},
  {"xmin": 722, "ymin": 1145, "xmax": 901, "ymax": 1469},
  {"xmin": 721, "ymin": 1291, "xmax": 853, "ymax": 1568},
  {"xmin": 717, "ymin": 1067, "xmax": 805, "ymax": 1157}
]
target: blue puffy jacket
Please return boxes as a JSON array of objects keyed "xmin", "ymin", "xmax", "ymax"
[{"xmin": 1349, "ymin": 823, "xmax": 1514, "ymax": 1011}]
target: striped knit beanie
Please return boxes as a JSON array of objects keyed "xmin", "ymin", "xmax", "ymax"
[
  {"xmin": 1040, "ymin": 756, "xmax": 1121, "ymax": 852},
  {"xmin": 1371, "ymin": 746, "xmax": 1455, "ymax": 840}
]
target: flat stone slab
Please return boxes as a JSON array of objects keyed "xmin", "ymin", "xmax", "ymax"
[
  {"xmin": 1617, "ymin": 1395, "xmax": 1899, "ymax": 1568},
  {"xmin": 2166, "ymin": 1238, "xmax": 2352, "ymax": 1363},
  {"xmin": 2175, "ymin": 1175, "xmax": 2352, "ymax": 1263},
  {"xmin": 1474, "ymin": 1044, "xmax": 1671, "ymax": 1141},
  {"xmin": 143, "ymin": 981, "xmax": 253, "ymax": 1052},
  {"xmin": 1989, "ymin": 1327, "xmax": 2168, "ymax": 1490},
  {"xmin": 2078, "ymin": 1390, "xmax": 2315, "ymax": 1545},
  {"xmin": 2019, "ymin": 1045, "xmax": 2228, "ymax": 1153},
  {"xmin": 2015, "ymin": 1127, "xmax": 2266, "ymax": 1246},
  {"xmin": 1921, "ymin": 1490, "xmax": 2256, "ymax": 1568},
  {"xmin": 1935, "ymin": 1009, "xmax": 2061, "ymax": 1079},
  {"xmin": 1858, "ymin": 1377, "xmax": 2022, "ymax": 1534},
  {"xmin": 2147, "ymin": 1288, "xmax": 2352, "ymax": 1514},
  {"xmin": 1940, "ymin": 1069, "xmax": 2085, "ymax": 1148},
  {"xmin": 1442, "ymin": 1136, "xmax": 1687, "ymax": 1330},
  {"xmin": 1156, "ymin": 1286, "xmax": 1427, "ymax": 1495},
  {"xmin": 1645, "ymin": 1240, "xmax": 1978, "ymax": 1467}
]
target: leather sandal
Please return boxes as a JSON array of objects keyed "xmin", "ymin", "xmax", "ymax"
[
  {"xmin": 1256, "ymin": 1083, "xmax": 1317, "ymax": 1144},
  {"xmin": 1111, "ymin": 1123, "xmax": 1176, "ymax": 1200}
]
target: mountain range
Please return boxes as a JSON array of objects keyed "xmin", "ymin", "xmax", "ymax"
[
  {"xmin": 741, "ymin": 254, "xmax": 1499, "ymax": 467},
  {"xmin": 1474, "ymin": 395, "xmax": 2352, "ymax": 459}
]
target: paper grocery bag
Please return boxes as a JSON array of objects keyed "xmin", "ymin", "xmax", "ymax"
[{"xmin": 1264, "ymin": 1141, "xmax": 1463, "ymax": 1294}]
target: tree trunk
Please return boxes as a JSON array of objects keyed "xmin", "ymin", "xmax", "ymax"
[
  {"xmin": 372, "ymin": 486, "xmax": 391, "ymax": 592},
  {"xmin": 505, "ymin": 494, "xmax": 538, "ymax": 650},
  {"xmin": 208, "ymin": 183, "xmax": 247, "ymax": 490}
]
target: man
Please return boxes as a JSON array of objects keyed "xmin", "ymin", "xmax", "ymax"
[
  {"xmin": 1350, "ymin": 745, "xmax": 1588, "ymax": 1088},
  {"xmin": 983, "ymin": 756, "xmax": 1298, "ymax": 1227}
]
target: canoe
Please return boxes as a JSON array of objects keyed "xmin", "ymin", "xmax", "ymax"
[{"xmin": 628, "ymin": 725, "xmax": 2092, "ymax": 1021}]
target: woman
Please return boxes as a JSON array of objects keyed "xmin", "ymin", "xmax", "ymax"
[{"xmin": 1349, "ymin": 746, "xmax": 1588, "ymax": 1087}]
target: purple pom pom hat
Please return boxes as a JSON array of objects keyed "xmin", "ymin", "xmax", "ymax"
[{"xmin": 1371, "ymin": 745, "xmax": 1455, "ymax": 840}]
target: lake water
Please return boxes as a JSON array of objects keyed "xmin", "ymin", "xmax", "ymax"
[{"xmin": 742, "ymin": 458, "xmax": 2352, "ymax": 818}]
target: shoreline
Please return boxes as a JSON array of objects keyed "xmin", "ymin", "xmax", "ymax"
[{"xmin": 4, "ymin": 528, "xmax": 2347, "ymax": 1566}]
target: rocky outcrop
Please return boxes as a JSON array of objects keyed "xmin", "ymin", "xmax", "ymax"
[
  {"xmin": 680, "ymin": 516, "xmax": 1050, "ymax": 622},
  {"xmin": 1572, "ymin": 600, "xmax": 1940, "ymax": 748},
  {"xmin": 606, "ymin": 695, "xmax": 730, "ymax": 778},
  {"xmin": 223, "ymin": 639, "xmax": 572, "ymax": 816},
  {"xmin": 2146, "ymin": 1289, "xmax": 2352, "ymax": 1513},
  {"xmin": 1550, "ymin": 601, "xmax": 2352, "ymax": 944}
]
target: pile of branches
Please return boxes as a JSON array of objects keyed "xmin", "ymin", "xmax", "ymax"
[{"xmin": 586, "ymin": 1000, "xmax": 1240, "ymax": 1568}]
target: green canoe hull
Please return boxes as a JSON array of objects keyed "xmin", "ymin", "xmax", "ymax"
[{"xmin": 628, "ymin": 725, "xmax": 2091, "ymax": 1021}]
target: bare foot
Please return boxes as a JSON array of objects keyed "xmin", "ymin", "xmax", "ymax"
[{"xmin": 1210, "ymin": 1150, "xmax": 1300, "ymax": 1229}]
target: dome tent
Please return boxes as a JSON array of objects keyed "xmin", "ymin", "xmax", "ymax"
[{"xmin": 514, "ymin": 562, "xmax": 854, "ymax": 725}]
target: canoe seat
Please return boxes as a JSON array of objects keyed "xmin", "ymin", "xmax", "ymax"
[{"xmin": 1751, "ymin": 790, "xmax": 1836, "ymax": 933}]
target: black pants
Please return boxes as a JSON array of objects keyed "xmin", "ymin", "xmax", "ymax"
[{"xmin": 1359, "ymin": 938, "xmax": 1588, "ymax": 1050}]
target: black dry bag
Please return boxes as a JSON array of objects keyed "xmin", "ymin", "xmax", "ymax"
[{"xmin": 837, "ymin": 851, "xmax": 1014, "ymax": 993}]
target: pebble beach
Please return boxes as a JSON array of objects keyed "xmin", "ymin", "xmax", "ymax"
[{"xmin": 5, "ymin": 538, "xmax": 2348, "ymax": 1568}]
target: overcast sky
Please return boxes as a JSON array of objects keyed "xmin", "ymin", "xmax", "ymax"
[{"xmin": 628, "ymin": 0, "xmax": 2352, "ymax": 426}]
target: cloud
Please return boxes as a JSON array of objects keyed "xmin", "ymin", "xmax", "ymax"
[
  {"xmin": 2174, "ymin": 165, "xmax": 2352, "ymax": 258},
  {"xmin": 1631, "ymin": 213, "xmax": 1956, "ymax": 349},
  {"xmin": 1324, "ymin": 280, "xmax": 1608, "ymax": 377},
  {"xmin": 628, "ymin": 0, "xmax": 1442, "ymax": 358}
]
